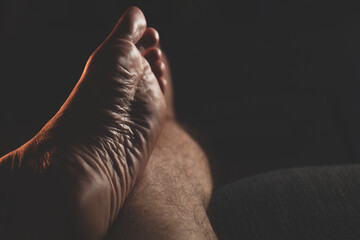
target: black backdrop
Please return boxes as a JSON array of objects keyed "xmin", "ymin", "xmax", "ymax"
[{"xmin": 2, "ymin": 0, "xmax": 360, "ymax": 186}]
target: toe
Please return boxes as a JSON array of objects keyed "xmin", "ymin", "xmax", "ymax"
[
  {"xmin": 143, "ymin": 47, "xmax": 165, "ymax": 79},
  {"xmin": 110, "ymin": 6, "xmax": 147, "ymax": 44},
  {"xmin": 144, "ymin": 47, "xmax": 162, "ymax": 63},
  {"xmin": 158, "ymin": 77, "xmax": 167, "ymax": 93},
  {"xmin": 151, "ymin": 61, "xmax": 166, "ymax": 79},
  {"xmin": 136, "ymin": 28, "xmax": 160, "ymax": 54}
]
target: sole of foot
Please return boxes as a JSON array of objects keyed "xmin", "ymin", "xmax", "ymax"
[{"xmin": 0, "ymin": 6, "xmax": 167, "ymax": 240}]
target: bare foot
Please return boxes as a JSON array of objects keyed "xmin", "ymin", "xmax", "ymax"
[{"xmin": 0, "ymin": 7, "xmax": 166, "ymax": 240}]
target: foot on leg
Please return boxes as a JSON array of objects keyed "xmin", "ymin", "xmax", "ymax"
[{"xmin": 0, "ymin": 6, "xmax": 166, "ymax": 240}]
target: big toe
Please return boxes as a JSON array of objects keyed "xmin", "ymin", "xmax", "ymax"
[{"xmin": 110, "ymin": 6, "xmax": 147, "ymax": 44}]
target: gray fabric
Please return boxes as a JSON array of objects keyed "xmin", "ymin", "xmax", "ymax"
[{"xmin": 208, "ymin": 165, "xmax": 360, "ymax": 240}]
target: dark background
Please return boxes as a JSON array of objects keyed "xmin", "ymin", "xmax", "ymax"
[{"xmin": 1, "ymin": 0, "xmax": 360, "ymax": 187}]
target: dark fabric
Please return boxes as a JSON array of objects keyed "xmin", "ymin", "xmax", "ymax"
[{"xmin": 208, "ymin": 165, "xmax": 360, "ymax": 240}]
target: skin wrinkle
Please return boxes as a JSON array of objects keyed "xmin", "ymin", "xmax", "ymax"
[
  {"xmin": 114, "ymin": 45, "xmax": 141, "ymax": 80},
  {"xmin": 97, "ymin": 136, "xmax": 129, "ymax": 205},
  {"xmin": 104, "ymin": 134, "xmax": 130, "ymax": 190},
  {"xmin": 103, "ymin": 145, "xmax": 123, "ymax": 220},
  {"xmin": 132, "ymin": 127, "xmax": 148, "ymax": 151},
  {"xmin": 91, "ymin": 48, "xmax": 138, "ymax": 103},
  {"xmin": 67, "ymin": 144, "xmax": 101, "ymax": 179},
  {"xmin": 123, "ymin": 135, "xmax": 142, "ymax": 178},
  {"xmin": 95, "ymin": 95, "xmax": 153, "ymax": 195},
  {"xmin": 108, "ymin": 104, "xmax": 130, "ymax": 118},
  {"xmin": 130, "ymin": 112, "xmax": 154, "ymax": 129},
  {"xmin": 100, "ymin": 141, "xmax": 122, "ymax": 224}
]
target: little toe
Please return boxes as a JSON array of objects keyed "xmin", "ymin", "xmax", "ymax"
[
  {"xmin": 158, "ymin": 77, "xmax": 167, "ymax": 93},
  {"xmin": 110, "ymin": 6, "xmax": 147, "ymax": 44},
  {"xmin": 136, "ymin": 28, "xmax": 160, "ymax": 54}
]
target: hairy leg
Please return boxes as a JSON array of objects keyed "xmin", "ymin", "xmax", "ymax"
[
  {"xmin": 107, "ymin": 120, "xmax": 217, "ymax": 240},
  {"xmin": 107, "ymin": 55, "xmax": 217, "ymax": 240}
]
